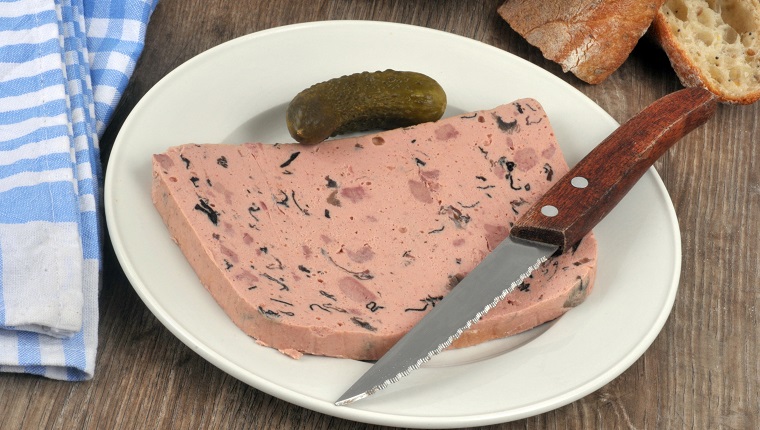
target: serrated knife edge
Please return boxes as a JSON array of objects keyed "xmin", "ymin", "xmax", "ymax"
[{"xmin": 335, "ymin": 238, "xmax": 556, "ymax": 406}]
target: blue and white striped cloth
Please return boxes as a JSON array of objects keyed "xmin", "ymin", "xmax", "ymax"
[{"xmin": 0, "ymin": 0, "xmax": 157, "ymax": 380}]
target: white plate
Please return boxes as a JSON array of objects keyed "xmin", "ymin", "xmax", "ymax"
[{"xmin": 104, "ymin": 21, "xmax": 680, "ymax": 428}]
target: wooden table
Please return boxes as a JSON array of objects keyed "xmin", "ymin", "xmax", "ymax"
[{"xmin": 3, "ymin": 1, "xmax": 758, "ymax": 428}]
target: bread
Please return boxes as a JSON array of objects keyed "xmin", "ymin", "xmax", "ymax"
[
  {"xmin": 651, "ymin": 0, "xmax": 760, "ymax": 104},
  {"xmin": 498, "ymin": 0, "xmax": 666, "ymax": 84}
]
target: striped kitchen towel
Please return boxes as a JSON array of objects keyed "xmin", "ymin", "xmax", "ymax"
[{"xmin": 0, "ymin": 0, "xmax": 157, "ymax": 380}]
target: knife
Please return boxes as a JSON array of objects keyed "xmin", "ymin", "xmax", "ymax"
[{"xmin": 335, "ymin": 87, "xmax": 718, "ymax": 406}]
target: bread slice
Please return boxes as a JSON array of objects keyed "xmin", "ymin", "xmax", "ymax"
[
  {"xmin": 152, "ymin": 100, "xmax": 598, "ymax": 360},
  {"xmin": 498, "ymin": 0, "xmax": 665, "ymax": 84},
  {"xmin": 651, "ymin": 0, "xmax": 760, "ymax": 104}
]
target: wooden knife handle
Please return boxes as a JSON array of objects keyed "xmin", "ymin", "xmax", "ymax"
[{"xmin": 510, "ymin": 87, "xmax": 718, "ymax": 251}]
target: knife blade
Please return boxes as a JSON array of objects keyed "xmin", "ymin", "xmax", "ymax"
[{"xmin": 335, "ymin": 87, "xmax": 717, "ymax": 406}]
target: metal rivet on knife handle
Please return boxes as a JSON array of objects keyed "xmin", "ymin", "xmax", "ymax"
[
  {"xmin": 510, "ymin": 87, "xmax": 718, "ymax": 252},
  {"xmin": 541, "ymin": 205, "xmax": 559, "ymax": 217},
  {"xmin": 571, "ymin": 176, "xmax": 588, "ymax": 188}
]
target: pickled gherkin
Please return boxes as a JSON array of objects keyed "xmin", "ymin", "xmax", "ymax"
[{"xmin": 286, "ymin": 70, "xmax": 447, "ymax": 145}]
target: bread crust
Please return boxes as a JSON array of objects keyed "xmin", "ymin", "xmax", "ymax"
[
  {"xmin": 498, "ymin": 0, "xmax": 665, "ymax": 84},
  {"xmin": 651, "ymin": 1, "xmax": 760, "ymax": 104}
]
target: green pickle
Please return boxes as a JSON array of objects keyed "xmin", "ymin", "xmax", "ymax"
[{"xmin": 286, "ymin": 70, "xmax": 447, "ymax": 145}]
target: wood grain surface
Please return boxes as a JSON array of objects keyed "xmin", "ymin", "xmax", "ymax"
[{"xmin": 3, "ymin": 1, "xmax": 758, "ymax": 429}]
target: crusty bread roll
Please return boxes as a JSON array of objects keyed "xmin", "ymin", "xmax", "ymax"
[
  {"xmin": 498, "ymin": 0, "xmax": 665, "ymax": 84},
  {"xmin": 651, "ymin": 0, "xmax": 760, "ymax": 104}
]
